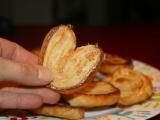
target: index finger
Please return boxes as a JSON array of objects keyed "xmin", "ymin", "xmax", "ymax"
[
  {"xmin": 0, "ymin": 38, "xmax": 39, "ymax": 64},
  {"xmin": 0, "ymin": 58, "xmax": 52, "ymax": 86}
]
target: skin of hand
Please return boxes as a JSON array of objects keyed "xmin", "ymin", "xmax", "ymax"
[{"xmin": 0, "ymin": 38, "xmax": 60, "ymax": 109}]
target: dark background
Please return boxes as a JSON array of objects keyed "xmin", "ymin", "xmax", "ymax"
[
  {"xmin": 1, "ymin": 0, "xmax": 160, "ymax": 26},
  {"xmin": 0, "ymin": 0, "xmax": 160, "ymax": 69},
  {"xmin": 0, "ymin": 1, "xmax": 160, "ymax": 119}
]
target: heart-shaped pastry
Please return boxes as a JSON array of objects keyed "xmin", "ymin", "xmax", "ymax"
[{"xmin": 40, "ymin": 25, "xmax": 102, "ymax": 94}]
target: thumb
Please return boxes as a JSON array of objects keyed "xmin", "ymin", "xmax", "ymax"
[{"xmin": 0, "ymin": 57, "xmax": 53, "ymax": 86}]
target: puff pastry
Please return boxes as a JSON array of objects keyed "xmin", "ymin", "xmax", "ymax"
[
  {"xmin": 32, "ymin": 104, "xmax": 84, "ymax": 119},
  {"xmin": 99, "ymin": 53, "xmax": 133, "ymax": 75},
  {"xmin": 110, "ymin": 68, "xmax": 152, "ymax": 105},
  {"xmin": 63, "ymin": 81, "xmax": 119, "ymax": 108},
  {"xmin": 40, "ymin": 25, "xmax": 102, "ymax": 94}
]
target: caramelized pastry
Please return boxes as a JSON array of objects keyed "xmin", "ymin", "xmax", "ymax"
[
  {"xmin": 99, "ymin": 53, "xmax": 133, "ymax": 75},
  {"xmin": 32, "ymin": 104, "xmax": 84, "ymax": 119},
  {"xmin": 110, "ymin": 68, "xmax": 152, "ymax": 105},
  {"xmin": 40, "ymin": 25, "xmax": 102, "ymax": 94}
]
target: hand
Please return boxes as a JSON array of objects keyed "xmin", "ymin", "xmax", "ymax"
[{"xmin": 0, "ymin": 38, "xmax": 60, "ymax": 109}]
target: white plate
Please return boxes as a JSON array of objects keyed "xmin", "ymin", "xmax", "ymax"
[{"xmin": 1, "ymin": 60, "xmax": 160, "ymax": 120}]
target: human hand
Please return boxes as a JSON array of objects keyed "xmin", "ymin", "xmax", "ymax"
[{"xmin": 0, "ymin": 38, "xmax": 60, "ymax": 109}]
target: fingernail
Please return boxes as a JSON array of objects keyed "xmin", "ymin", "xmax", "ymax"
[
  {"xmin": 38, "ymin": 67, "xmax": 53, "ymax": 84},
  {"xmin": 44, "ymin": 91, "xmax": 60, "ymax": 104}
]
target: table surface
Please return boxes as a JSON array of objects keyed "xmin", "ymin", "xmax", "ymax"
[{"xmin": 2, "ymin": 22, "xmax": 160, "ymax": 119}]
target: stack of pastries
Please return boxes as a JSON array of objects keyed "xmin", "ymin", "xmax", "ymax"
[{"xmin": 32, "ymin": 25, "xmax": 153, "ymax": 119}]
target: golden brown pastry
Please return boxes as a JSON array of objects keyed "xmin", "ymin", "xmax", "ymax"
[
  {"xmin": 32, "ymin": 104, "xmax": 84, "ymax": 120},
  {"xmin": 64, "ymin": 92, "xmax": 119, "ymax": 108},
  {"xmin": 40, "ymin": 25, "xmax": 102, "ymax": 94},
  {"xmin": 63, "ymin": 81, "xmax": 119, "ymax": 108},
  {"xmin": 99, "ymin": 53, "xmax": 133, "ymax": 75},
  {"xmin": 109, "ymin": 68, "xmax": 153, "ymax": 105},
  {"xmin": 31, "ymin": 24, "xmax": 153, "ymax": 119},
  {"xmin": 77, "ymin": 81, "xmax": 118, "ymax": 95}
]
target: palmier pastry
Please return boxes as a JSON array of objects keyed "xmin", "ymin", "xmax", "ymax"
[
  {"xmin": 40, "ymin": 25, "xmax": 102, "ymax": 94},
  {"xmin": 63, "ymin": 81, "xmax": 119, "ymax": 108},
  {"xmin": 110, "ymin": 68, "xmax": 152, "ymax": 105},
  {"xmin": 32, "ymin": 104, "xmax": 84, "ymax": 119},
  {"xmin": 99, "ymin": 53, "xmax": 133, "ymax": 75}
]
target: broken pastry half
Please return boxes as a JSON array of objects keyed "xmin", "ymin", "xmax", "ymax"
[{"xmin": 40, "ymin": 25, "xmax": 102, "ymax": 94}]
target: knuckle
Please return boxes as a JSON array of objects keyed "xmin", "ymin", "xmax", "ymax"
[
  {"xmin": 19, "ymin": 64, "xmax": 30, "ymax": 76},
  {"xmin": 19, "ymin": 63, "xmax": 39, "ymax": 81}
]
